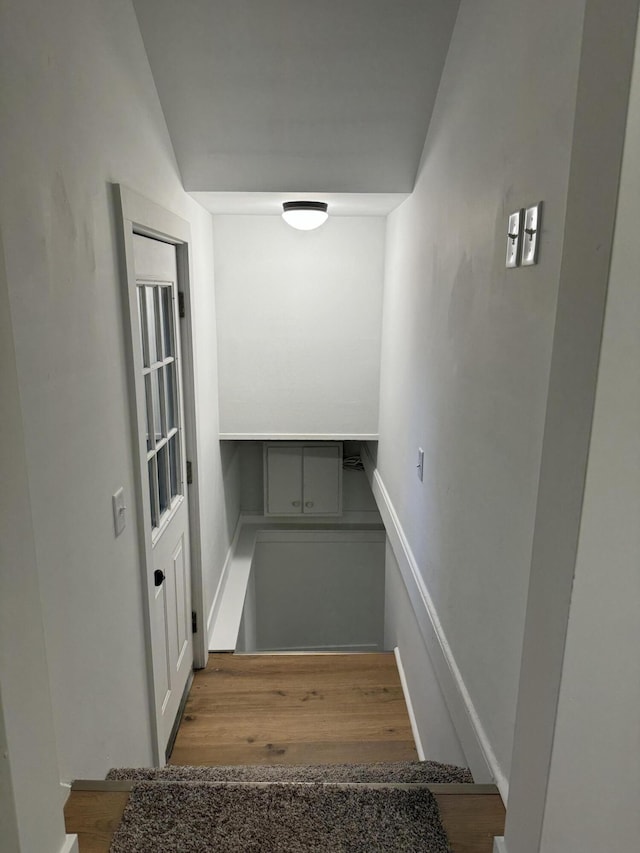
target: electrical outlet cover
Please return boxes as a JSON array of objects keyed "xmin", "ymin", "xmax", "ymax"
[
  {"xmin": 112, "ymin": 487, "xmax": 126, "ymax": 536},
  {"xmin": 522, "ymin": 202, "xmax": 542, "ymax": 266},
  {"xmin": 506, "ymin": 209, "xmax": 523, "ymax": 268}
]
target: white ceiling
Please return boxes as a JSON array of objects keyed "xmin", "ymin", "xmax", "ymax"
[
  {"xmin": 190, "ymin": 191, "xmax": 409, "ymax": 217},
  {"xmin": 133, "ymin": 0, "xmax": 459, "ymax": 209}
]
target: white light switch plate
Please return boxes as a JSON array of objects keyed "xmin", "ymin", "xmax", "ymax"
[
  {"xmin": 112, "ymin": 487, "xmax": 126, "ymax": 537},
  {"xmin": 522, "ymin": 202, "xmax": 542, "ymax": 266},
  {"xmin": 506, "ymin": 209, "xmax": 523, "ymax": 268}
]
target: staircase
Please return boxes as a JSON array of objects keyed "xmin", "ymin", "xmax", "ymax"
[
  {"xmin": 63, "ymin": 654, "xmax": 505, "ymax": 850},
  {"xmin": 65, "ymin": 766, "xmax": 503, "ymax": 852}
]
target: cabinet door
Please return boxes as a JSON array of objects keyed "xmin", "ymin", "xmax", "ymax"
[
  {"xmin": 265, "ymin": 446, "xmax": 302, "ymax": 514},
  {"xmin": 302, "ymin": 445, "xmax": 342, "ymax": 515}
]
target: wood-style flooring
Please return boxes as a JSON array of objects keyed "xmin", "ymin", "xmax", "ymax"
[
  {"xmin": 64, "ymin": 653, "xmax": 505, "ymax": 852},
  {"xmin": 170, "ymin": 652, "xmax": 418, "ymax": 766}
]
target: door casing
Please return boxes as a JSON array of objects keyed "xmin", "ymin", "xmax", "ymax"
[{"xmin": 114, "ymin": 184, "xmax": 207, "ymax": 764}]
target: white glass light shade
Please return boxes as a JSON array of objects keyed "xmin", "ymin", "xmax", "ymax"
[{"xmin": 282, "ymin": 201, "xmax": 328, "ymax": 231}]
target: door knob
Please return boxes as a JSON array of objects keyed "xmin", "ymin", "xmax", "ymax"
[
  {"xmin": 154, "ymin": 569, "xmax": 165, "ymax": 587},
  {"xmin": 305, "ymin": 501, "xmax": 314, "ymax": 508}
]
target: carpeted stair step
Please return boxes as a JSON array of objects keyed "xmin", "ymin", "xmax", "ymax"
[
  {"xmin": 110, "ymin": 780, "xmax": 452, "ymax": 852},
  {"xmin": 107, "ymin": 758, "xmax": 472, "ymax": 784}
]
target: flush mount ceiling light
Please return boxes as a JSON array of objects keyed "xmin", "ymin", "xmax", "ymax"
[{"xmin": 282, "ymin": 201, "xmax": 328, "ymax": 231}]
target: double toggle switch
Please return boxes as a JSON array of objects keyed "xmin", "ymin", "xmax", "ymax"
[{"xmin": 506, "ymin": 202, "xmax": 542, "ymax": 268}]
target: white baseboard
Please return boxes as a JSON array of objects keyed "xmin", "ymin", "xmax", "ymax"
[
  {"xmin": 59, "ymin": 835, "xmax": 79, "ymax": 853},
  {"xmin": 361, "ymin": 444, "xmax": 507, "ymax": 801},
  {"xmin": 493, "ymin": 837, "xmax": 508, "ymax": 853},
  {"xmin": 393, "ymin": 646, "xmax": 425, "ymax": 760}
]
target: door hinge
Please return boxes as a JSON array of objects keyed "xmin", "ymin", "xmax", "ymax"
[
  {"xmin": 192, "ymin": 611, "xmax": 197, "ymax": 634},
  {"xmin": 178, "ymin": 291, "xmax": 185, "ymax": 319},
  {"xmin": 186, "ymin": 460, "xmax": 193, "ymax": 485}
]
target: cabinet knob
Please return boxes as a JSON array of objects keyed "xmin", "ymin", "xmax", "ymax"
[
  {"xmin": 292, "ymin": 500, "xmax": 301, "ymax": 507},
  {"xmin": 305, "ymin": 501, "xmax": 314, "ymax": 508}
]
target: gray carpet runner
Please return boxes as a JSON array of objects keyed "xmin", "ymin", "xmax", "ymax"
[
  {"xmin": 109, "ymin": 780, "xmax": 452, "ymax": 852},
  {"xmin": 107, "ymin": 759, "xmax": 473, "ymax": 784}
]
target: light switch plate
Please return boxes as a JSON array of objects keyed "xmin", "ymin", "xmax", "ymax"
[
  {"xmin": 506, "ymin": 209, "xmax": 523, "ymax": 268},
  {"xmin": 417, "ymin": 448, "xmax": 424, "ymax": 482},
  {"xmin": 112, "ymin": 487, "xmax": 126, "ymax": 537},
  {"xmin": 522, "ymin": 202, "xmax": 542, "ymax": 266}
]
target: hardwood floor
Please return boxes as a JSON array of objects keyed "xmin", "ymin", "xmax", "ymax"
[
  {"xmin": 64, "ymin": 653, "xmax": 505, "ymax": 852},
  {"xmin": 169, "ymin": 652, "xmax": 418, "ymax": 766}
]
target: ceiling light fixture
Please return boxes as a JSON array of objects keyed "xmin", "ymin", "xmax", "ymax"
[{"xmin": 282, "ymin": 201, "xmax": 328, "ymax": 231}]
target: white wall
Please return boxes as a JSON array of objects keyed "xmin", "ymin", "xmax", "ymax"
[
  {"xmin": 213, "ymin": 215, "xmax": 385, "ymax": 437},
  {"xmin": 238, "ymin": 442, "xmax": 265, "ymax": 512},
  {"xmin": 188, "ymin": 223, "xmax": 242, "ymax": 623},
  {"xmin": 0, "ymin": 0, "xmax": 230, "ymax": 786},
  {"xmin": 384, "ymin": 543, "xmax": 466, "ymax": 767},
  {"xmin": 248, "ymin": 533, "xmax": 385, "ymax": 651},
  {"xmin": 0, "ymin": 686, "xmax": 20, "ymax": 852},
  {"xmin": 377, "ymin": 0, "xmax": 585, "ymax": 791},
  {"xmin": 502, "ymin": 1, "xmax": 639, "ymax": 848},
  {"xmin": 537, "ymin": 18, "xmax": 640, "ymax": 850},
  {"xmin": 0, "ymin": 234, "xmax": 68, "ymax": 851}
]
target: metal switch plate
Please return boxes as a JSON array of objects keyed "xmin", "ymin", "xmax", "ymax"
[
  {"xmin": 506, "ymin": 210, "xmax": 523, "ymax": 268},
  {"xmin": 417, "ymin": 448, "xmax": 424, "ymax": 482},
  {"xmin": 522, "ymin": 202, "xmax": 542, "ymax": 266},
  {"xmin": 112, "ymin": 487, "xmax": 126, "ymax": 537}
]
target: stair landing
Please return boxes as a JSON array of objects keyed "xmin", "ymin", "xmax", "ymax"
[{"xmin": 170, "ymin": 652, "xmax": 417, "ymax": 766}]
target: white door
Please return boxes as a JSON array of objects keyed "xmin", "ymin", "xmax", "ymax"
[
  {"xmin": 132, "ymin": 234, "xmax": 193, "ymax": 754},
  {"xmin": 302, "ymin": 446, "xmax": 342, "ymax": 514},
  {"xmin": 264, "ymin": 443, "xmax": 342, "ymax": 516},
  {"xmin": 265, "ymin": 445, "xmax": 303, "ymax": 514}
]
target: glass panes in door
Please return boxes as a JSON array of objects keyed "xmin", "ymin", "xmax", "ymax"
[
  {"xmin": 169, "ymin": 434, "xmax": 180, "ymax": 499},
  {"xmin": 161, "ymin": 287, "xmax": 174, "ymax": 358},
  {"xmin": 150, "ymin": 370, "xmax": 163, "ymax": 442},
  {"xmin": 136, "ymin": 279, "xmax": 183, "ymax": 531},
  {"xmin": 164, "ymin": 363, "xmax": 177, "ymax": 430}
]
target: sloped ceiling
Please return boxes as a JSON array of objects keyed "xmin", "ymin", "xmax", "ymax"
[{"xmin": 133, "ymin": 0, "xmax": 460, "ymax": 197}]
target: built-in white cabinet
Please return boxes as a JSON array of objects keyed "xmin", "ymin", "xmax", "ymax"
[{"xmin": 263, "ymin": 442, "xmax": 343, "ymax": 516}]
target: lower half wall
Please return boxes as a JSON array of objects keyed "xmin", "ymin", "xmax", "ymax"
[
  {"xmin": 364, "ymin": 447, "xmax": 502, "ymax": 795},
  {"xmin": 384, "ymin": 541, "xmax": 466, "ymax": 767}
]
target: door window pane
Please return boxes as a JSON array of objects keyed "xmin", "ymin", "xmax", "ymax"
[
  {"xmin": 161, "ymin": 287, "xmax": 174, "ymax": 358},
  {"xmin": 137, "ymin": 287, "xmax": 148, "ymax": 367},
  {"xmin": 150, "ymin": 369, "xmax": 163, "ymax": 442},
  {"xmin": 145, "ymin": 287, "xmax": 159, "ymax": 364},
  {"xmin": 156, "ymin": 287, "xmax": 166, "ymax": 359},
  {"xmin": 148, "ymin": 459, "xmax": 159, "ymax": 528},
  {"xmin": 169, "ymin": 434, "xmax": 180, "ymax": 498},
  {"xmin": 157, "ymin": 444, "xmax": 170, "ymax": 515},
  {"xmin": 165, "ymin": 363, "xmax": 177, "ymax": 430},
  {"xmin": 144, "ymin": 375, "xmax": 152, "ymax": 450}
]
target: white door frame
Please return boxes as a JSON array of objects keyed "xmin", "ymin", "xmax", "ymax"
[{"xmin": 114, "ymin": 184, "xmax": 207, "ymax": 764}]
